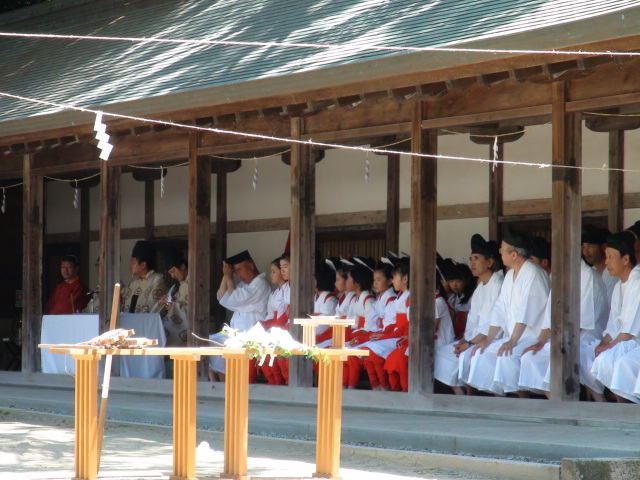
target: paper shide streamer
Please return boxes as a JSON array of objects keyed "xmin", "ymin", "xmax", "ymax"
[{"xmin": 93, "ymin": 112, "xmax": 113, "ymax": 161}]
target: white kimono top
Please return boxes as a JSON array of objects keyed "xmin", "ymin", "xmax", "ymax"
[
  {"xmin": 489, "ymin": 260, "xmax": 551, "ymax": 346},
  {"xmin": 464, "ymin": 270, "xmax": 504, "ymax": 342},
  {"xmin": 122, "ymin": 270, "xmax": 166, "ymax": 314},
  {"xmin": 351, "ymin": 290, "xmax": 376, "ymax": 330},
  {"xmin": 218, "ymin": 272, "xmax": 270, "ymax": 332},
  {"xmin": 162, "ymin": 277, "xmax": 189, "ymax": 346},
  {"xmin": 372, "ymin": 287, "xmax": 397, "ymax": 331},
  {"xmin": 314, "ymin": 291, "xmax": 338, "ymax": 316},
  {"xmin": 602, "ymin": 265, "xmax": 640, "ymax": 339},
  {"xmin": 336, "ymin": 291, "xmax": 356, "ymax": 319}
]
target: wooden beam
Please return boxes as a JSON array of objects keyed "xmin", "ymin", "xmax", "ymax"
[
  {"xmin": 408, "ymin": 102, "xmax": 437, "ymax": 395},
  {"xmin": 80, "ymin": 186, "xmax": 91, "ymax": 285},
  {"xmin": 98, "ymin": 162, "xmax": 121, "ymax": 331},
  {"xmin": 187, "ymin": 132, "xmax": 211, "ymax": 358},
  {"xmin": 608, "ymin": 130, "xmax": 625, "ymax": 233},
  {"xmin": 550, "ymin": 82, "xmax": 582, "ymax": 402},
  {"xmin": 214, "ymin": 171, "xmax": 228, "ymax": 330},
  {"xmin": 22, "ymin": 154, "xmax": 43, "ymax": 372},
  {"xmin": 289, "ymin": 117, "xmax": 315, "ymax": 388},
  {"xmin": 386, "ymin": 153, "xmax": 400, "ymax": 254},
  {"xmin": 489, "ymin": 143, "xmax": 504, "ymax": 242}
]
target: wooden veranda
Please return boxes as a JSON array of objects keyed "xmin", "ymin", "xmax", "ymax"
[{"xmin": 4, "ymin": 24, "xmax": 640, "ymax": 403}]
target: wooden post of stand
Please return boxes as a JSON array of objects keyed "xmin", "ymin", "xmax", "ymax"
[
  {"xmin": 72, "ymin": 351, "xmax": 102, "ymax": 480},
  {"xmin": 22, "ymin": 153, "xmax": 43, "ymax": 372},
  {"xmin": 222, "ymin": 353, "xmax": 250, "ymax": 480},
  {"xmin": 489, "ymin": 143, "xmax": 504, "ymax": 243},
  {"xmin": 608, "ymin": 130, "xmax": 624, "ymax": 233},
  {"xmin": 550, "ymin": 82, "xmax": 582, "ymax": 401},
  {"xmin": 187, "ymin": 133, "xmax": 211, "ymax": 360},
  {"xmin": 409, "ymin": 102, "xmax": 437, "ymax": 394},
  {"xmin": 314, "ymin": 353, "xmax": 344, "ymax": 479},
  {"xmin": 386, "ymin": 153, "xmax": 400, "ymax": 254},
  {"xmin": 98, "ymin": 161, "xmax": 121, "ymax": 331},
  {"xmin": 170, "ymin": 353, "xmax": 199, "ymax": 480},
  {"xmin": 289, "ymin": 117, "xmax": 315, "ymax": 387}
]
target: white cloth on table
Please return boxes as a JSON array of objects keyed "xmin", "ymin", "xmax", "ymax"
[
  {"xmin": 118, "ymin": 313, "xmax": 166, "ymax": 379},
  {"xmin": 467, "ymin": 261, "xmax": 550, "ymax": 394},
  {"xmin": 41, "ymin": 314, "xmax": 99, "ymax": 375},
  {"xmin": 209, "ymin": 273, "xmax": 271, "ymax": 374}
]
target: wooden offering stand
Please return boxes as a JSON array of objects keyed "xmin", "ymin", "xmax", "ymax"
[{"xmin": 39, "ymin": 341, "xmax": 366, "ymax": 480}]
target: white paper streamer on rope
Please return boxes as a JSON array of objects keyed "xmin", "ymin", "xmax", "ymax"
[
  {"xmin": 492, "ymin": 136, "xmax": 498, "ymax": 172},
  {"xmin": 73, "ymin": 180, "xmax": 79, "ymax": 209},
  {"xmin": 93, "ymin": 111, "xmax": 113, "ymax": 161},
  {"xmin": 160, "ymin": 167, "xmax": 165, "ymax": 198},
  {"xmin": 364, "ymin": 151, "xmax": 370, "ymax": 183},
  {"xmin": 252, "ymin": 158, "xmax": 258, "ymax": 190},
  {"xmin": 1, "ymin": 188, "xmax": 5, "ymax": 214}
]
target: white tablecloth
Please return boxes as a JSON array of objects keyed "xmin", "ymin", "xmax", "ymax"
[
  {"xmin": 41, "ymin": 314, "xmax": 99, "ymax": 374},
  {"xmin": 118, "ymin": 313, "xmax": 166, "ymax": 379}
]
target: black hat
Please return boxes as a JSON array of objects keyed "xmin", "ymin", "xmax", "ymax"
[
  {"xmin": 325, "ymin": 257, "xmax": 340, "ymax": 273},
  {"xmin": 470, "ymin": 234, "xmax": 499, "ymax": 259},
  {"xmin": 626, "ymin": 221, "xmax": 640, "ymax": 239},
  {"xmin": 606, "ymin": 231, "xmax": 636, "ymax": 259},
  {"xmin": 531, "ymin": 236, "xmax": 551, "ymax": 261},
  {"xmin": 224, "ymin": 250, "xmax": 252, "ymax": 265},
  {"xmin": 503, "ymin": 225, "xmax": 533, "ymax": 251},
  {"xmin": 131, "ymin": 241, "xmax": 156, "ymax": 261},
  {"xmin": 162, "ymin": 247, "xmax": 186, "ymax": 270},
  {"xmin": 582, "ymin": 225, "xmax": 611, "ymax": 245}
]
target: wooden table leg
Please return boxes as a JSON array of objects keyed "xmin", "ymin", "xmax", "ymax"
[
  {"xmin": 314, "ymin": 356, "xmax": 344, "ymax": 479},
  {"xmin": 221, "ymin": 354, "xmax": 250, "ymax": 480},
  {"xmin": 170, "ymin": 354, "xmax": 199, "ymax": 480},
  {"xmin": 72, "ymin": 353, "xmax": 101, "ymax": 480},
  {"xmin": 302, "ymin": 324, "xmax": 316, "ymax": 347},
  {"xmin": 331, "ymin": 325, "xmax": 346, "ymax": 349}
]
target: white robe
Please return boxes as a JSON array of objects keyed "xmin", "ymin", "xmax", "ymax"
[
  {"xmin": 209, "ymin": 272, "xmax": 271, "ymax": 374},
  {"xmin": 359, "ymin": 290, "xmax": 408, "ymax": 359},
  {"xmin": 122, "ymin": 270, "xmax": 166, "ymax": 313},
  {"xmin": 161, "ymin": 276, "xmax": 189, "ymax": 347},
  {"xmin": 520, "ymin": 260, "xmax": 609, "ymax": 393},
  {"xmin": 467, "ymin": 261, "xmax": 550, "ymax": 394},
  {"xmin": 436, "ymin": 270, "xmax": 504, "ymax": 387},
  {"xmin": 590, "ymin": 265, "xmax": 640, "ymax": 393}
]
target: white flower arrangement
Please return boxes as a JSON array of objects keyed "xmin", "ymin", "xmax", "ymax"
[{"xmin": 220, "ymin": 323, "xmax": 329, "ymax": 367}]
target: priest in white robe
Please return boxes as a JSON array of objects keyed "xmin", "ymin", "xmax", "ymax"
[
  {"xmin": 519, "ymin": 258, "xmax": 608, "ymax": 397},
  {"xmin": 589, "ymin": 231, "xmax": 640, "ymax": 402},
  {"xmin": 434, "ymin": 234, "xmax": 504, "ymax": 394},
  {"xmin": 208, "ymin": 250, "xmax": 270, "ymax": 382},
  {"xmin": 467, "ymin": 225, "xmax": 550, "ymax": 396},
  {"xmin": 122, "ymin": 240, "xmax": 166, "ymax": 314}
]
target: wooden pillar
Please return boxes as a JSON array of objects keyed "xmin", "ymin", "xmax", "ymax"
[
  {"xmin": 22, "ymin": 153, "xmax": 43, "ymax": 372},
  {"xmin": 214, "ymin": 171, "xmax": 228, "ymax": 328},
  {"xmin": 80, "ymin": 187, "xmax": 91, "ymax": 285},
  {"xmin": 608, "ymin": 130, "xmax": 624, "ymax": 233},
  {"xmin": 73, "ymin": 353, "xmax": 101, "ymax": 480},
  {"xmin": 386, "ymin": 153, "xmax": 400, "ymax": 254},
  {"xmin": 144, "ymin": 179, "xmax": 155, "ymax": 240},
  {"xmin": 98, "ymin": 162, "xmax": 121, "ymax": 330},
  {"xmin": 408, "ymin": 102, "xmax": 437, "ymax": 394},
  {"xmin": 489, "ymin": 143, "xmax": 504, "ymax": 242},
  {"xmin": 289, "ymin": 117, "xmax": 315, "ymax": 388},
  {"xmin": 550, "ymin": 82, "xmax": 582, "ymax": 401},
  {"xmin": 187, "ymin": 133, "xmax": 211, "ymax": 355},
  {"xmin": 171, "ymin": 354, "xmax": 199, "ymax": 480}
]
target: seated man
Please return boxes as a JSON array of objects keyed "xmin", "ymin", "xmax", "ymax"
[
  {"xmin": 156, "ymin": 247, "xmax": 189, "ymax": 347},
  {"xmin": 582, "ymin": 225, "xmax": 616, "ymax": 304},
  {"xmin": 122, "ymin": 240, "xmax": 166, "ymax": 313},
  {"xmin": 45, "ymin": 254, "xmax": 90, "ymax": 314},
  {"xmin": 467, "ymin": 225, "xmax": 550, "ymax": 396},
  {"xmin": 589, "ymin": 231, "xmax": 640, "ymax": 402},
  {"xmin": 518, "ymin": 257, "xmax": 608, "ymax": 398},
  {"xmin": 208, "ymin": 250, "xmax": 270, "ymax": 382}
]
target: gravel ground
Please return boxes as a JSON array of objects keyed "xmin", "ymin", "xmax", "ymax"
[{"xmin": 0, "ymin": 408, "xmax": 495, "ymax": 480}]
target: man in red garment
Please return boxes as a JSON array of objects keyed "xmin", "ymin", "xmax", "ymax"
[{"xmin": 45, "ymin": 255, "xmax": 90, "ymax": 314}]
